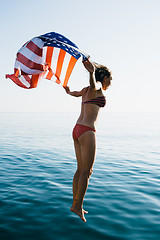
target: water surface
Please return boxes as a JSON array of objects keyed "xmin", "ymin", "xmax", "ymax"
[{"xmin": 0, "ymin": 112, "xmax": 160, "ymax": 240}]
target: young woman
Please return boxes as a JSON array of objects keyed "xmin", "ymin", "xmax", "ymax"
[{"xmin": 64, "ymin": 59, "xmax": 112, "ymax": 222}]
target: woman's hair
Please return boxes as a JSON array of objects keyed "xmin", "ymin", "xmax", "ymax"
[{"xmin": 93, "ymin": 62, "xmax": 111, "ymax": 83}]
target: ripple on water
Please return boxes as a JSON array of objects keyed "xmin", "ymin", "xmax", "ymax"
[{"xmin": 0, "ymin": 112, "xmax": 160, "ymax": 240}]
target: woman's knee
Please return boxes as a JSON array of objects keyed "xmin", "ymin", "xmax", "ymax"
[
  {"xmin": 88, "ymin": 169, "xmax": 93, "ymax": 178},
  {"xmin": 81, "ymin": 169, "xmax": 93, "ymax": 178}
]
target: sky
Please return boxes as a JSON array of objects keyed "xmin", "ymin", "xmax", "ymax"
[{"xmin": 0, "ymin": 0, "xmax": 160, "ymax": 112}]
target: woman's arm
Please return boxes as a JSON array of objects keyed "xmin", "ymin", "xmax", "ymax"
[
  {"xmin": 64, "ymin": 86, "xmax": 86, "ymax": 97},
  {"xmin": 83, "ymin": 60, "xmax": 96, "ymax": 89}
]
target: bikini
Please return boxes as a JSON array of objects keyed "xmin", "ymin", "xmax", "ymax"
[
  {"xmin": 72, "ymin": 96, "xmax": 106, "ymax": 141},
  {"xmin": 82, "ymin": 96, "xmax": 106, "ymax": 108}
]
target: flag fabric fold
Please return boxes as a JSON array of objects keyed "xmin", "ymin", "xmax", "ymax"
[{"xmin": 6, "ymin": 32, "xmax": 87, "ymax": 89}]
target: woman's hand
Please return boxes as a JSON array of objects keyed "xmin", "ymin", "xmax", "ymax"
[
  {"xmin": 63, "ymin": 86, "xmax": 70, "ymax": 94},
  {"xmin": 82, "ymin": 59, "xmax": 94, "ymax": 73}
]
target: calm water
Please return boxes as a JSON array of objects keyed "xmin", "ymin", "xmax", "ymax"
[{"xmin": 0, "ymin": 112, "xmax": 160, "ymax": 240}]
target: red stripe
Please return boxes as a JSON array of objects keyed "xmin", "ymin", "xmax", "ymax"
[
  {"xmin": 14, "ymin": 68, "xmax": 30, "ymax": 76},
  {"xmin": 63, "ymin": 56, "xmax": 77, "ymax": 87},
  {"xmin": 6, "ymin": 74, "xmax": 30, "ymax": 89},
  {"xmin": 55, "ymin": 49, "xmax": 66, "ymax": 80},
  {"xmin": 45, "ymin": 47, "xmax": 54, "ymax": 80},
  {"xmin": 21, "ymin": 70, "xmax": 29, "ymax": 75},
  {"xmin": 55, "ymin": 78, "xmax": 61, "ymax": 84},
  {"xmin": 15, "ymin": 69, "xmax": 19, "ymax": 77},
  {"xmin": 46, "ymin": 47, "xmax": 54, "ymax": 66},
  {"xmin": 13, "ymin": 69, "xmax": 40, "ymax": 88},
  {"xmin": 13, "ymin": 69, "xmax": 35, "ymax": 88},
  {"xmin": 26, "ymin": 41, "xmax": 43, "ymax": 56},
  {"xmin": 23, "ymin": 74, "xmax": 31, "ymax": 83},
  {"xmin": 14, "ymin": 68, "xmax": 28, "ymax": 76},
  {"xmin": 30, "ymin": 75, "xmax": 39, "ymax": 88},
  {"xmin": 17, "ymin": 53, "xmax": 44, "ymax": 71},
  {"xmin": 46, "ymin": 70, "xmax": 54, "ymax": 80}
]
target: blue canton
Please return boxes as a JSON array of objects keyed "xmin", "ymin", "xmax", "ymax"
[{"xmin": 38, "ymin": 32, "xmax": 81, "ymax": 60}]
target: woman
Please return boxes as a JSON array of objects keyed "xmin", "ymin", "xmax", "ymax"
[{"xmin": 64, "ymin": 59, "xmax": 112, "ymax": 222}]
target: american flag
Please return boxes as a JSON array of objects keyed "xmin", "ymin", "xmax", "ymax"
[{"xmin": 6, "ymin": 32, "xmax": 88, "ymax": 89}]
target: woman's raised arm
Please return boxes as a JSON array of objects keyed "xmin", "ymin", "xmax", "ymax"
[{"xmin": 82, "ymin": 59, "xmax": 96, "ymax": 89}]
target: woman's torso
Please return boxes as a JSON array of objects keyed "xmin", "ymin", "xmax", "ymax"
[{"xmin": 76, "ymin": 86, "xmax": 106, "ymax": 129}]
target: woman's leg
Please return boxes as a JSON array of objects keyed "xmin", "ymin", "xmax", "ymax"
[
  {"xmin": 72, "ymin": 140, "xmax": 82, "ymax": 205},
  {"xmin": 71, "ymin": 140, "xmax": 89, "ymax": 216},
  {"xmin": 71, "ymin": 131, "xmax": 96, "ymax": 222}
]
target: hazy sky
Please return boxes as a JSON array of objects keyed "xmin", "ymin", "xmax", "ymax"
[{"xmin": 0, "ymin": 0, "xmax": 160, "ymax": 112}]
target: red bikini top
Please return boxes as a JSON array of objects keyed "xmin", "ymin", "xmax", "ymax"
[{"xmin": 82, "ymin": 96, "xmax": 106, "ymax": 107}]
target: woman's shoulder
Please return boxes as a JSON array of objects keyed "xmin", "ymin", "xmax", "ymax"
[
  {"xmin": 81, "ymin": 86, "xmax": 90, "ymax": 94},
  {"xmin": 82, "ymin": 86, "xmax": 103, "ymax": 97}
]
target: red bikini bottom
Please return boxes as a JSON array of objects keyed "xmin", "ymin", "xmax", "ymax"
[{"xmin": 72, "ymin": 124, "xmax": 96, "ymax": 141}]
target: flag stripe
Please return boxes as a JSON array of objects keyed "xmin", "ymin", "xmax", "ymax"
[
  {"xmin": 17, "ymin": 53, "xmax": 44, "ymax": 71},
  {"xmin": 20, "ymin": 70, "xmax": 29, "ymax": 75},
  {"xmin": 30, "ymin": 75, "xmax": 39, "ymax": 88},
  {"xmin": 45, "ymin": 46, "xmax": 54, "ymax": 80},
  {"xmin": 42, "ymin": 46, "xmax": 47, "ymax": 65},
  {"xmin": 14, "ymin": 67, "xmax": 33, "ymax": 77},
  {"xmin": 26, "ymin": 41, "xmax": 43, "ymax": 57},
  {"xmin": 59, "ymin": 52, "xmax": 71, "ymax": 84},
  {"xmin": 46, "ymin": 71, "xmax": 54, "ymax": 80},
  {"xmin": 19, "ymin": 75, "xmax": 31, "ymax": 88},
  {"xmin": 17, "ymin": 45, "xmax": 43, "ymax": 65},
  {"xmin": 55, "ymin": 49, "xmax": 66, "ymax": 80},
  {"xmin": 50, "ymin": 47, "xmax": 60, "ymax": 75},
  {"xmin": 23, "ymin": 74, "xmax": 31, "ymax": 83},
  {"xmin": 63, "ymin": 56, "xmax": 77, "ymax": 87},
  {"xmin": 6, "ymin": 74, "xmax": 29, "ymax": 88},
  {"xmin": 15, "ymin": 60, "xmax": 43, "ymax": 75},
  {"xmin": 46, "ymin": 46, "xmax": 54, "ymax": 66},
  {"xmin": 31, "ymin": 37, "xmax": 44, "ymax": 49}
]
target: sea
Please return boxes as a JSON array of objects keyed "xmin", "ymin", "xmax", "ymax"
[{"xmin": 0, "ymin": 112, "xmax": 160, "ymax": 240}]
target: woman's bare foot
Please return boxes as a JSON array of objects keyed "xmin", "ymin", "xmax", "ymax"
[
  {"xmin": 72, "ymin": 200, "xmax": 88, "ymax": 214},
  {"xmin": 70, "ymin": 206, "xmax": 86, "ymax": 222}
]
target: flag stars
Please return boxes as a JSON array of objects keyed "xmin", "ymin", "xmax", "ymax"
[{"xmin": 39, "ymin": 32, "xmax": 81, "ymax": 60}]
